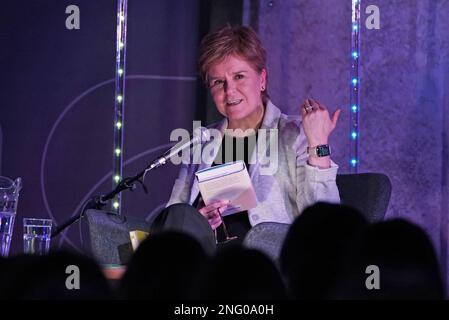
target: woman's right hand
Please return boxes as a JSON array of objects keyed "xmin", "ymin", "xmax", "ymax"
[{"xmin": 198, "ymin": 200, "xmax": 230, "ymax": 230}]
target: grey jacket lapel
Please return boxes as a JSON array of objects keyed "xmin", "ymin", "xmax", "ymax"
[{"xmin": 248, "ymin": 101, "xmax": 281, "ymax": 181}]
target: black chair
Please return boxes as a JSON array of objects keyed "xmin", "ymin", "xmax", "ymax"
[
  {"xmin": 336, "ymin": 172, "xmax": 392, "ymax": 223},
  {"xmin": 85, "ymin": 209, "xmax": 151, "ymax": 265},
  {"xmin": 242, "ymin": 222, "xmax": 290, "ymax": 266},
  {"xmin": 244, "ymin": 173, "xmax": 392, "ymax": 264}
]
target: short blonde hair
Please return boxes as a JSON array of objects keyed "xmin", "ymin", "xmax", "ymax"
[{"xmin": 198, "ymin": 25, "xmax": 269, "ymax": 104}]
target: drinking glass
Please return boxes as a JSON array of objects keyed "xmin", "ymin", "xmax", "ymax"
[
  {"xmin": 0, "ymin": 176, "xmax": 22, "ymax": 257},
  {"xmin": 23, "ymin": 218, "xmax": 52, "ymax": 255},
  {"xmin": 215, "ymin": 208, "xmax": 237, "ymax": 244}
]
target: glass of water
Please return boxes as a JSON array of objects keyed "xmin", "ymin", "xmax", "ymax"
[
  {"xmin": 0, "ymin": 176, "xmax": 22, "ymax": 257},
  {"xmin": 23, "ymin": 218, "xmax": 52, "ymax": 255}
]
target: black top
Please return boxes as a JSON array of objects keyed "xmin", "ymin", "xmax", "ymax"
[{"xmin": 192, "ymin": 132, "xmax": 257, "ymax": 243}]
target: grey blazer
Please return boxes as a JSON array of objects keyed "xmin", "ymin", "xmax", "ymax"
[{"xmin": 167, "ymin": 101, "xmax": 340, "ymax": 226}]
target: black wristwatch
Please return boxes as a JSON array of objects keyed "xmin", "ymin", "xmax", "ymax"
[{"xmin": 307, "ymin": 144, "xmax": 331, "ymax": 157}]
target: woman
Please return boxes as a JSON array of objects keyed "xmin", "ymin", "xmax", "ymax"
[{"xmin": 154, "ymin": 25, "xmax": 340, "ymax": 251}]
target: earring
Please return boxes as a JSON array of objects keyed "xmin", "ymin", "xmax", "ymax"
[{"xmin": 261, "ymin": 86, "xmax": 265, "ymax": 91}]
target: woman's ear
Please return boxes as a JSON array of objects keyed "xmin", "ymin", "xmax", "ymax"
[{"xmin": 260, "ymin": 68, "xmax": 267, "ymax": 90}]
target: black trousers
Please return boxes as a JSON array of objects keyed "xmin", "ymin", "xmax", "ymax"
[
  {"xmin": 151, "ymin": 203, "xmax": 217, "ymax": 255},
  {"xmin": 151, "ymin": 203, "xmax": 252, "ymax": 255}
]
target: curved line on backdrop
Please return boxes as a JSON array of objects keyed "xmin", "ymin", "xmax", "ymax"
[{"xmin": 41, "ymin": 74, "xmax": 197, "ymax": 251}]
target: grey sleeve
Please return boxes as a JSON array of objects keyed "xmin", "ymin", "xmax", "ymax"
[{"xmin": 294, "ymin": 133, "xmax": 341, "ymax": 217}]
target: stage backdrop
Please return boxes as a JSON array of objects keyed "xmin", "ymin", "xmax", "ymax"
[
  {"xmin": 0, "ymin": 0, "xmax": 206, "ymax": 255},
  {"xmin": 245, "ymin": 0, "xmax": 449, "ymax": 286}
]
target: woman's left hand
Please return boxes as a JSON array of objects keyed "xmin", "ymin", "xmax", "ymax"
[{"xmin": 300, "ymin": 98, "xmax": 341, "ymax": 147}]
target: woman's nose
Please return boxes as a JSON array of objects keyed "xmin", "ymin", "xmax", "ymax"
[{"xmin": 224, "ymin": 80, "xmax": 237, "ymax": 93}]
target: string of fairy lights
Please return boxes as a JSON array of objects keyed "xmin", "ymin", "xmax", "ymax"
[
  {"xmin": 350, "ymin": 0, "xmax": 361, "ymax": 172},
  {"xmin": 112, "ymin": 0, "xmax": 128, "ymax": 214}
]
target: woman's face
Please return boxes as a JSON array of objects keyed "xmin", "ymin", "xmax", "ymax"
[{"xmin": 207, "ymin": 55, "xmax": 266, "ymax": 129}]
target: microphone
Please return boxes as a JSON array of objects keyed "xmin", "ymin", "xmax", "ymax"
[
  {"xmin": 147, "ymin": 126, "xmax": 210, "ymax": 170},
  {"xmin": 51, "ymin": 127, "xmax": 210, "ymax": 239}
]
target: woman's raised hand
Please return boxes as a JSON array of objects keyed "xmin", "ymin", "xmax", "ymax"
[{"xmin": 300, "ymin": 98, "xmax": 341, "ymax": 147}]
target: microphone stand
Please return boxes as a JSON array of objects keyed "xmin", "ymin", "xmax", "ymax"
[
  {"xmin": 51, "ymin": 157, "xmax": 167, "ymax": 238},
  {"xmin": 51, "ymin": 127, "xmax": 207, "ymax": 238}
]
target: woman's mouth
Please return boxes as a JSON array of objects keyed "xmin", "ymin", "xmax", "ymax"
[{"xmin": 226, "ymin": 99, "xmax": 243, "ymax": 107}]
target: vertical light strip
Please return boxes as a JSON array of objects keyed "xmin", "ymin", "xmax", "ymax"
[
  {"xmin": 350, "ymin": 0, "xmax": 361, "ymax": 172},
  {"xmin": 112, "ymin": 0, "xmax": 128, "ymax": 214}
]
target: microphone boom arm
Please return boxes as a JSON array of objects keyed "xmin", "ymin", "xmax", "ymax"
[
  {"xmin": 51, "ymin": 127, "xmax": 209, "ymax": 238},
  {"xmin": 51, "ymin": 156, "xmax": 161, "ymax": 238}
]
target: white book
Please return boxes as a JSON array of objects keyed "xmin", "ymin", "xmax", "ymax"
[{"xmin": 195, "ymin": 160, "xmax": 257, "ymax": 216}]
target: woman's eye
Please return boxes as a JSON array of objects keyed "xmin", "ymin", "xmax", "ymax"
[
  {"xmin": 212, "ymin": 80, "xmax": 224, "ymax": 87},
  {"xmin": 235, "ymin": 74, "xmax": 244, "ymax": 80}
]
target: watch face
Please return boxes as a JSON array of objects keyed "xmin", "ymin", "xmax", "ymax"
[{"xmin": 316, "ymin": 145, "xmax": 330, "ymax": 157}]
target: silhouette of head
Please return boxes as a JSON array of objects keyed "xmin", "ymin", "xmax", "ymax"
[
  {"xmin": 119, "ymin": 230, "xmax": 209, "ymax": 300},
  {"xmin": 202, "ymin": 245, "xmax": 286, "ymax": 300},
  {"xmin": 280, "ymin": 202, "xmax": 368, "ymax": 299},
  {"xmin": 0, "ymin": 251, "xmax": 112, "ymax": 299},
  {"xmin": 330, "ymin": 218, "xmax": 445, "ymax": 299}
]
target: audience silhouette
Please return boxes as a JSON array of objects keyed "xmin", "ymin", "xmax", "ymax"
[
  {"xmin": 119, "ymin": 230, "xmax": 209, "ymax": 300},
  {"xmin": 329, "ymin": 219, "xmax": 445, "ymax": 299},
  {"xmin": 0, "ymin": 251, "xmax": 112, "ymax": 299},
  {"xmin": 200, "ymin": 245, "xmax": 287, "ymax": 300},
  {"xmin": 0, "ymin": 204, "xmax": 445, "ymax": 300},
  {"xmin": 280, "ymin": 202, "xmax": 368, "ymax": 299}
]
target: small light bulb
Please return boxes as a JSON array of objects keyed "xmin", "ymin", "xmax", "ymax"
[
  {"xmin": 352, "ymin": 51, "xmax": 358, "ymax": 58},
  {"xmin": 115, "ymin": 148, "xmax": 121, "ymax": 156},
  {"xmin": 113, "ymin": 202, "xmax": 119, "ymax": 209},
  {"xmin": 116, "ymin": 121, "xmax": 122, "ymax": 129},
  {"xmin": 352, "ymin": 78, "xmax": 358, "ymax": 86},
  {"xmin": 114, "ymin": 175, "xmax": 120, "ymax": 183},
  {"xmin": 353, "ymin": 25, "xmax": 358, "ymax": 31},
  {"xmin": 120, "ymin": 15, "xmax": 125, "ymax": 21},
  {"xmin": 351, "ymin": 132, "xmax": 358, "ymax": 139},
  {"xmin": 352, "ymin": 105, "xmax": 358, "ymax": 112},
  {"xmin": 351, "ymin": 159, "xmax": 358, "ymax": 166},
  {"xmin": 117, "ymin": 95, "xmax": 123, "ymax": 102},
  {"xmin": 118, "ymin": 68, "xmax": 124, "ymax": 76},
  {"xmin": 119, "ymin": 42, "xmax": 124, "ymax": 49}
]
